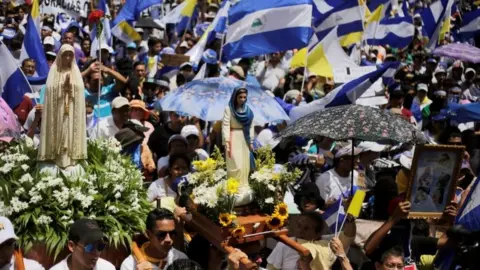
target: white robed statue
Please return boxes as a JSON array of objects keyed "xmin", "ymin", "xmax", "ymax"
[
  {"xmin": 222, "ymin": 87, "xmax": 255, "ymax": 206},
  {"xmin": 38, "ymin": 44, "xmax": 87, "ymax": 169}
]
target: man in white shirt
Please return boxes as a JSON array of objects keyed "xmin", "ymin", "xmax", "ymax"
[
  {"xmin": 255, "ymin": 52, "xmax": 287, "ymax": 91},
  {"xmin": 50, "ymin": 219, "xmax": 115, "ymax": 270},
  {"xmin": 121, "ymin": 208, "xmax": 188, "ymax": 270},
  {"xmin": 0, "ymin": 217, "xmax": 44, "ymax": 270},
  {"xmin": 90, "ymin": 97, "xmax": 130, "ymax": 139},
  {"xmin": 316, "ymin": 146, "xmax": 361, "ymax": 204}
]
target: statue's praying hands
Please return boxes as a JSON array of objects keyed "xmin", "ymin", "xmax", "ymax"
[{"xmin": 64, "ymin": 74, "xmax": 72, "ymax": 95}]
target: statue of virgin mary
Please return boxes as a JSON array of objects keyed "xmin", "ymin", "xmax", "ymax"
[{"xmin": 38, "ymin": 44, "xmax": 87, "ymax": 168}]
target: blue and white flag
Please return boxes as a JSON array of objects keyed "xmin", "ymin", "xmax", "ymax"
[
  {"xmin": 19, "ymin": 13, "xmax": 49, "ymax": 77},
  {"xmin": 91, "ymin": 0, "xmax": 112, "ymax": 57},
  {"xmin": 113, "ymin": 0, "xmax": 162, "ymax": 24},
  {"xmin": 289, "ymin": 62, "xmax": 399, "ymax": 122},
  {"xmin": 222, "ymin": 0, "xmax": 312, "ymax": 61},
  {"xmin": 364, "ymin": 1, "xmax": 414, "ymax": 49},
  {"xmin": 187, "ymin": 0, "xmax": 230, "ymax": 65},
  {"xmin": 458, "ymin": 9, "xmax": 480, "ymax": 41},
  {"xmin": 419, "ymin": 0, "xmax": 454, "ymax": 50},
  {"xmin": 0, "ymin": 41, "xmax": 34, "ymax": 109},
  {"xmin": 456, "ymin": 177, "xmax": 480, "ymax": 232},
  {"xmin": 321, "ymin": 197, "xmax": 345, "ymax": 233},
  {"xmin": 312, "ymin": 0, "xmax": 363, "ymax": 42}
]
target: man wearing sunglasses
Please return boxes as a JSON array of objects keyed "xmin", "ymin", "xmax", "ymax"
[
  {"xmin": 50, "ymin": 219, "xmax": 115, "ymax": 270},
  {"xmin": 121, "ymin": 208, "xmax": 187, "ymax": 270},
  {"xmin": 0, "ymin": 216, "xmax": 44, "ymax": 270}
]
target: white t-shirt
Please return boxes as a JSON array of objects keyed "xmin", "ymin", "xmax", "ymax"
[
  {"xmin": 147, "ymin": 177, "xmax": 177, "ymax": 202},
  {"xmin": 49, "ymin": 255, "xmax": 115, "ymax": 270},
  {"xmin": 267, "ymin": 237, "xmax": 300, "ymax": 270},
  {"xmin": 315, "ymin": 169, "xmax": 359, "ymax": 202},
  {"xmin": 120, "ymin": 248, "xmax": 187, "ymax": 270},
  {"xmin": 0, "ymin": 256, "xmax": 44, "ymax": 270},
  {"xmin": 255, "ymin": 61, "xmax": 287, "ymax": 91},
  {"xmin": 90, "ymin": 116, "xmax": 120, "ymax": 140}
]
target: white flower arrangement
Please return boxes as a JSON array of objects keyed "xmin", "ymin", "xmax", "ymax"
[
  {"xmin": 250, "ymin": 147, "xmax": 302, "ymax": 213},
  {"xmin": 0, "ymin": 137, "xmax": 151, "ymax": 258}
]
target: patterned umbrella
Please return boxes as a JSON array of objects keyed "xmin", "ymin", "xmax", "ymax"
[
  {"xmin": 433, "ymin": 43, "xmax": 480, "ymax": 63},
  {"xmin": 160, "ymin": 77, "xmax": 289, "ymax": 125},
  {"xmin": 278, "ymin": 104, "xmax": 426, "ymax": 144}
]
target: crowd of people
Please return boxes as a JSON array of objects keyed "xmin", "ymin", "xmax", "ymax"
[{"xmin": 1, "ymin": 0, "xmax": 480, "ymax": 269}]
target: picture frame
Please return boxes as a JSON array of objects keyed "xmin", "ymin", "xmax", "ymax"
[{"xmin": 406, "ymin": 144, "xmax": 465, "ymax": 219}]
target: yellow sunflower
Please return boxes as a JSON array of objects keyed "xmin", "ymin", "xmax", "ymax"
[
  {"xmin": 274, "ymin": 202, "xmax": 289, "ymax": 219},
  {"xmin": 219, "ymin": 213, "xmax": 236, "ymax": 227},
  {"xmin": 266, "ymin": 213, "xmax": 285, "ymax": 230},
  {"xmin": 231, "ymin": 225, "xmax": 246, "ymax": 239},
  {"xmin": 226, "ymin": 177, "xmax": 240, "ymax": 195}
]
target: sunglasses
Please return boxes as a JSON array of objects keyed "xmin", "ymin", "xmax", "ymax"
[
  {"xmin": 78, "ymin": 242, "xmax": 106, "ymax": 253},
  {"xmin": 155, "ymin": 230, "xmax": 177, "ymax": 240}
]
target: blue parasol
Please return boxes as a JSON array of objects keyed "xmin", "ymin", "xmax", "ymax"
[{"xmin": 159, "ymin": 77, "xmax": 289, "ymax": 124}]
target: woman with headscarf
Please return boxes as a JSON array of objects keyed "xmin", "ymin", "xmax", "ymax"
[
  {"xmin": 222, "ymin": 87, "xmax": 255, "ymax": 205},
  {"xmin": 38, "ymin": 44, "xmax": 87, "ymax": 169}
]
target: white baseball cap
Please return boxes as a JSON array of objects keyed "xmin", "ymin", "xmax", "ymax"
[
  {"xmin": 335, "ymin": 146, "xmax": 362, "ymax": 158},
  {"xmin": 358, "ymin": 141, "xmax": 388, "ymax": 153},
  {"xmin": 181, "ymin": 125, "xmax": 199, "ymax": 138},
  {"xmin": 100, "ymin": 44, "xmax": 113, "ymax": 54},
  {"xmin": 417, "ymin": 83, "xmax": 428, "ymax": 92},
  {"xmin": 111, "ymin": 97, "xmax": 130, "ymax": 109},
  {"xmin": 0, "ymin": 216, "xmax": 18, "ymax": 244},
  {"xmin": 43, "ymin": 36, "xmax": 55, "ymax": 46}
]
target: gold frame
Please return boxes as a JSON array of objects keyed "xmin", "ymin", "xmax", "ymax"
[{"xmin": 406, "ymin": 144, "xmax": 465, "ymax": 219}]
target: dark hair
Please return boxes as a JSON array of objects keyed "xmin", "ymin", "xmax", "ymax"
[
  {"xmin": 125, "ymin": 76, "xmax": 141, "ymax": 97},
  {"xmin": 146, "ymin": 208, "xmax": 174, "ymax": 231},
  {"xmin": 133, "ymin": 61, "xmax": 146, "ymax": 69},
  {"xmin": 233, "ymin": 88, "xmax": 248, "ymax": 108},
  {"xmin": 168, "ymin": 153, "xmax": 191, "ymax": 171},
  {"xmin": 294, "ymin": 182, "xmax": 325, "ymax": 211},
  {"xmin": 22, "ymin": 58, "xmax": 35, "ymax": 67},
  {"xmin": 379, "ymin": 246, "xmax": 404, "ymax": 263},
  {"xmin": 148, "ymin": 37, "xmax": 162, "ymax": 48},
  {"xmin": 166, "ymin": 259, "xmax": 203, "ymax": 270},
  {"xmin": 300, "ymin": 211, "xmax": 325, "ymax": 233},
  {"xmin": 390, "ymin": 90, "xmax": 405, "ymax": 100}
]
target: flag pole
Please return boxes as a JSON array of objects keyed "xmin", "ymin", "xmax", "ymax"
[
  {"xmin": 96, "ymin": 21, "xmax": 102, "ymax": 135},
  {"xmin": 300, "ymin": 49, "xmax": 308, "ymax": 93},
  {"xmin": 217, "ymin": 15, "xmax": 228, "ymax": 62}
]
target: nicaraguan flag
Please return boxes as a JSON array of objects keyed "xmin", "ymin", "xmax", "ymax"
[
  {"xmin": 321, "ymin": 197, "xmax": 345, "ymax": 233},
  {"xmin": 113, "ymin": 0, "xmax": 162, "ymax": 24},
  {"xmin": 312, "ymin": 0, "xmax": 363, "ymax": 45},
  {"xmin": 364, "ymin": 1, "xmax": 413, "ymax": 49},
  {"xmin": 19, "ymin": 0, "xmax": 48, "ymax": 77},
  {"xmin": 0, "ymin": 41, "xmax": 34, "ymax": 109},
  {"xmin": 289, "ymin": 61, "xmax": 399, "ymax": 122},
  {"xmin": 458, "ymin": 9, "xmax": 480, "ymax": 41},
  {"xmin": 187, "ymin": 0, "xmax": 230, "ymax": 65},
  {"xmin": 456, "ymin": 177, "xmax": 480, "ymax": 232},
  {"xmin": 419, "ymin": 0, "xmax": 454, "ymax": 50},
  {"xmin": 223, "ymin": 0, "xmax": 312, "ymax": 61}
]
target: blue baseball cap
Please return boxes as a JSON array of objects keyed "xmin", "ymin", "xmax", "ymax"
[
  {"xmin": 126, "ymin": 42, "xmax": 137, "ymax": 49},
  {"xmin": 202, "ymin": 49, "xmax": 217, "ymax": 65}
]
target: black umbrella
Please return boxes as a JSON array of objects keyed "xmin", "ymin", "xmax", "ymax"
[
  {"xmin": 135, "ymin": 18, "xmax": 163, "ymax": 29},
  {"xmin": 278, "ymin": 104, "xmax": 426, "ymax": 195}
]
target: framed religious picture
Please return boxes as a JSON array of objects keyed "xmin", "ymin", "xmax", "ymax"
[{"xmin": 406, "ymin": 144, "xmax": 465, "ymax": 219}]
